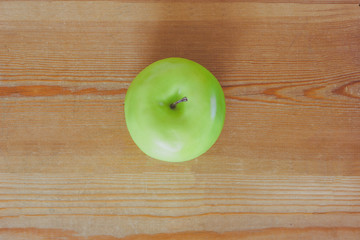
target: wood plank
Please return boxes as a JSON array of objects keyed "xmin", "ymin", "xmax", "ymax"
[
  {"xmin": 2, "ymin": 0, "xmax": 360, "ymax": 4},
  {"xmin": 0, "ymin": 174, "xmax": 359, "ymax": 239},
  {"xmin": 1, "ymin": 2, "xmax": 360, "ymax": 21}
]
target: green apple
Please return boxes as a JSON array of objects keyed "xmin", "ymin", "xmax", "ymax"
[{"xmin": 125, "ymin": 57, "xmax": 225, "ymax": 162}]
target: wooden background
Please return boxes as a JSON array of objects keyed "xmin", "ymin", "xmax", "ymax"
[{"xmin": 1, "ymin": 0, "xmax": 360, "ymax": 239}]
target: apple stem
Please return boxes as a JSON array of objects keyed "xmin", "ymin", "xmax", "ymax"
[{"xmin": 170, "ymin": 97, "xmax": 188, "ymax": 109}]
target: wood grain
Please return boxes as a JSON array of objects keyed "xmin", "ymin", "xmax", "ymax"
[
  {"xmin": 0, "ymin": 1, "xmax": 360, "ymax": 239},
  {"xmin": 0, "ymin": 174, "xmax": 360, "ymax": 239}
]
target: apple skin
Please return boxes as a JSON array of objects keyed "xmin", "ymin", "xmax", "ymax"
[{"xmin": 125, "ymin": 57, "xmax": 226, "ymax": 162}]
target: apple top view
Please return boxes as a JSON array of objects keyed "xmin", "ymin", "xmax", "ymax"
[
  {"xmin": 125, "ymin": 58, "xmax": 226, "ymax": 162},
  {"xmin": 0, "ymin": 1, "xmax": 359, "ymax": 240}
]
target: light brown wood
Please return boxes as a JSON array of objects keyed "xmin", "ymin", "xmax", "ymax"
[{"xmin": 0, "ymin": 1, "xmax": 359, "ymax": 239}]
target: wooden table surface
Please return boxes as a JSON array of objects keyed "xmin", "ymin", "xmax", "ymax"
[{"xmin": 1, "ymin": 1, "xmax": 360, "ymax": 239}]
